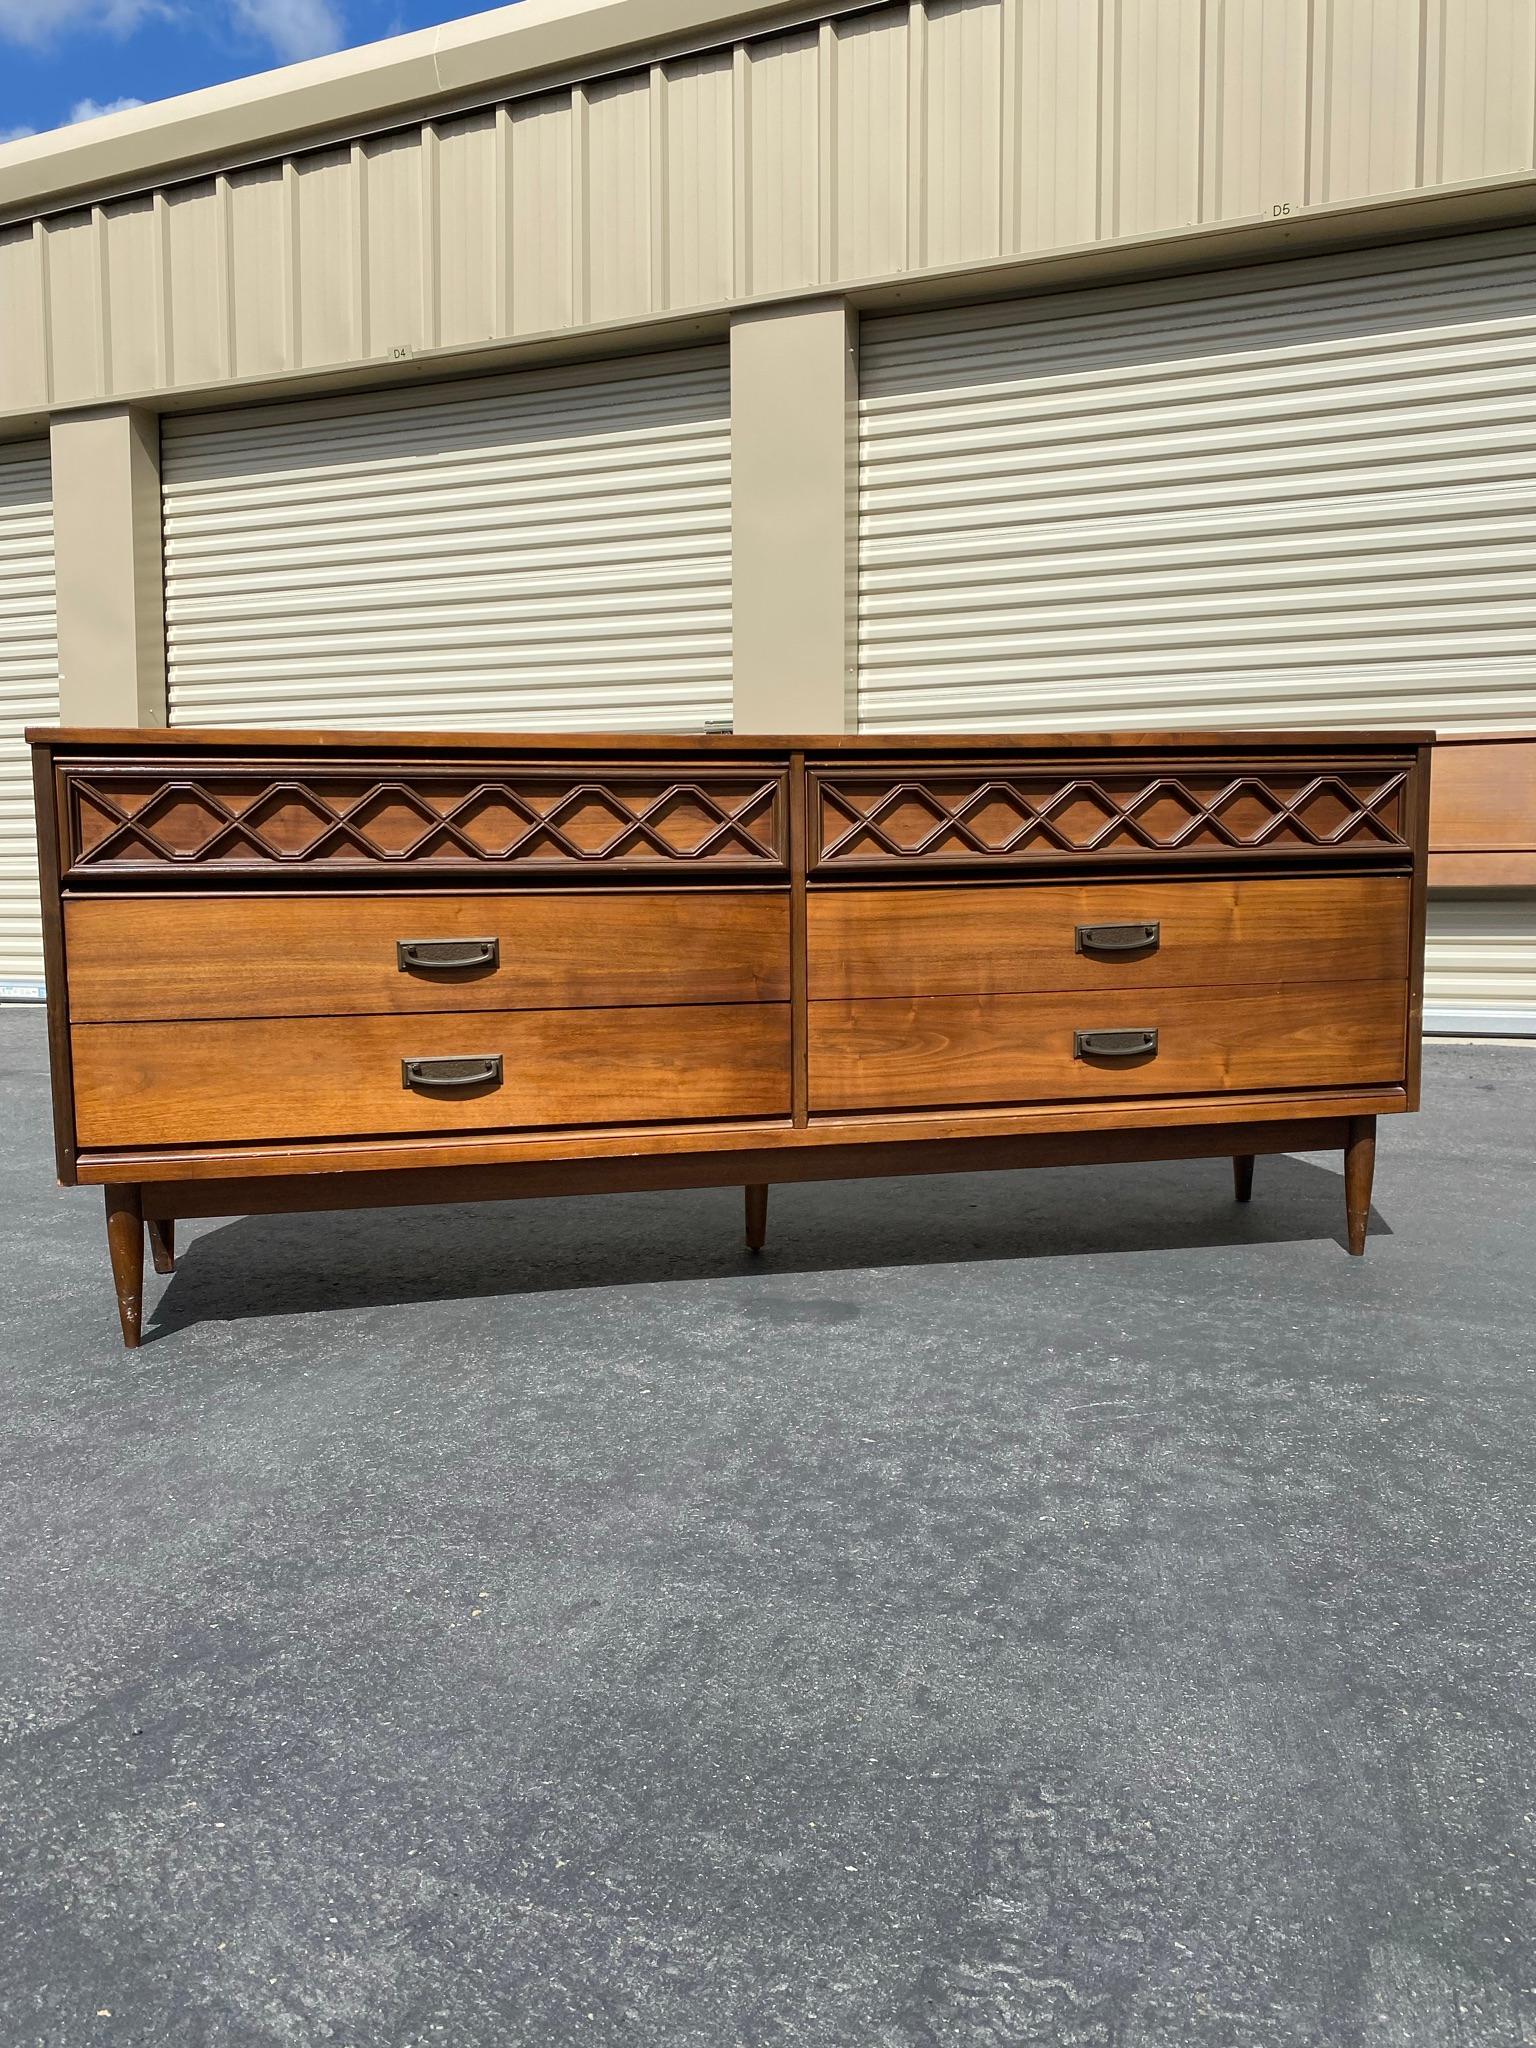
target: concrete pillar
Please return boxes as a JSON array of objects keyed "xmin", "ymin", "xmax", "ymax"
[
  {"xmin": 730, "ymin": 300, "xmax": 857, "ymax": 735},
  {"xmin": 50, "ymin": 407, "xmax": 166, "ymax": 727}
]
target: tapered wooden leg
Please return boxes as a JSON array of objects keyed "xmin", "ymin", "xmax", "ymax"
[
  {"xmin": 147, "ymin": 1217, "xmax": 176, "ymax": 1275},
  {"xmin": 1232, "ymin": 1154, "xmax": 1255, "ymax": 1203},
  {"xmin": 104, "ymin": 1184, "xmax": 145, "ymax": 1349},
  {"xmin": 744, "ymin": 1183, "xmax": 768, "ymax": 1253},
  {"xmin": 1345, "ymin": 1115, "xmax": 1376, "ymax": 1257}
]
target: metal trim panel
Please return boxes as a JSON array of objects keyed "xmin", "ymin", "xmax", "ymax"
[
  {"xmin": 10, "ymin": 0, "xmax": 1536, "ymax": 421},
  {"xmin": 162, "ymin": 352, "xmax": 731, "ymax": 734},
  {"xmin": 1422, "ymin": 1010, "xmax": 1536, "ymax": 1037},
  {"xmin": 0, "ymin": 441, "xmax": 57, "ymax": 985}
]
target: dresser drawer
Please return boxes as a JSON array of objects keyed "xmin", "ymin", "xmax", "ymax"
[
  {"xmin": 60, "ymin": 758, "xmax": 787, "ymax": 881},
  {"xmin": 808, "ymin": 983, "xmax": 1406, "ymax": 1113},
  {"xmin": 809, "ymin": 758, "xmax": 1411, "ymax": 873},
  {"xmin": 66, "ymin": 891, "xmax": 789, "ymax": 1022},
  {"xmin": 72, "ymin": 1005, "xmax": 791, "ymax": 1147},
  {"xmin": 808, "ymin": 876, "xmax": 1409, "ymax": 1000}
]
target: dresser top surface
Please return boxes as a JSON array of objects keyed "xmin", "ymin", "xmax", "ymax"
[{"xmin": 28, "ymin": 726, "xmax": 1437, "ymax": 754}]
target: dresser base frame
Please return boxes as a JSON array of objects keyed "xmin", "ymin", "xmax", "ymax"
[{"xmin": 100, "ymin": 1113, "xmax": 1378, "ymax": 1349}]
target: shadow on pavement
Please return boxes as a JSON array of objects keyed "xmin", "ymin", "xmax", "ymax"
[{"xmin": 141, "ymin": 1150, "xmax": 1382, "ymax": 1341}]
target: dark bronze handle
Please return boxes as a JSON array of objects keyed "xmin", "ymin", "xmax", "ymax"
[
  {"xmin": 397, "ymin": 937, "xmax": 500, "ymax": 973},
  {"xmin": 1075, "ymin": 922, "xmax": 1159, "ymax": 955},
  {"xmin": 1074, "ymin": 1028, "xmax": 1158, "ymax": 1060},
  {"xmin": 401, "ymin": 1055, "xmax": 504, "ymax": 1091}
]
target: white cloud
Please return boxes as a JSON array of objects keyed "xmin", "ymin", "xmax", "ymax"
[
  {"xmin": 0, "ymin": 0, "xmax": 345, "ymax": 61},
  {"xmin": 230, "ymin": 0, "xmax": 346, "ymax": 62},
  {"xmin": 0, "ymin": 0, "xmax": 160, "ymax": 44},
  {"xmin": 0, "ymin": 0, "xmax": 345, "ymax": 144},
  {"xmin": 68, "ymin": 93, "xmax": 146, "ymax": 121},
  {"xmin": 0, "ymin": 96, "xmax": 144, "ymax": 141}
]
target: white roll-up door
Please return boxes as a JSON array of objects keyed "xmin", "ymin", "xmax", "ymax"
[
  {"xmin": 1423, "ymin": 897, "xmax": 1536, "ymax": 1038},
  {"xmin": 859, "ymin": 227, "xmax": 1536, "ymax": 1032},
  {"xmin": 859, "ymin": 227, "xmax": 1536, "ymax": 734},
  {"xmin": 162, "ymin": 350, "xmax": 731, "ymax": 734},
  {"xmin": 0, "ymin": 442, "xmax": 58, "ymax": 1001}
]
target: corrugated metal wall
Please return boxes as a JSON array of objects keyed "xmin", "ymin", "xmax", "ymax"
[
  {"xmin": 858, "ymin": 226, "xmax": 1536, "ymax": 1030},
  {"xmin": 0, "ymin": 441, "xmax": 57, "ymax": 996},
  {"xmin": 7, "ymin": 0, "xmax": 1536, "ymax": 423},
  {"xmin": 857, "ymin": 228, "xmax": 1536, "ymax": 735},
  {"xmin": 1424, "ymin": 895, "xmax": 1536, "ymax": 1035},
  {"xmin": 161, "ymin": 352, "xmax": 732, "ymax": 733}
]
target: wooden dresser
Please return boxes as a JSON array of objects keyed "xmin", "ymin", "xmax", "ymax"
[{"xmin": 29, "ymin": 728, "xmax": 1432, "ymax": 1346}]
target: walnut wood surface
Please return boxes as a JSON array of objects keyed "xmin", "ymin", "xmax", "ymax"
[
  {"xmin": 136, "ymin": 1116, "xmax": 1355, "ymax": 1221},
  {"xmin": 28, "ymin": 729, "xmax": 1432, "ymax": 1346},
  {"xmin": 1405, "ymin": 747, "xmax": 1432, "ymax": 1110},
  {"xmin": 1426, "ymin": 735, "xmax": 1535, "ymax": 885},
  {"xmin": 73, "ymin": 1004, "xmax": 791, "ymax": 1147},
  {"xmin": 71, "ymin": 1084, "xmax": 1409, "ymax": 1183},
  {"xmin": 1427, "ymin": 852, "xmax": 1536, "ymax": 887},
  {"xmin": 788, "ymin": 749, "xmax": 809, "ymax": 1127},
  {"xmin": 104, "ymin": 1184, "xmax": 143, "ymax": 1349},
  {"xmin": 60, "ymin": 763, "xmax": 787, "ymax": 880},
  {"xmin": 30, "ymin": 727, "xmax": 1436, "ymax": 753},
  {"xmin": 1428, "ymin": 736, "xmax": 1535, "ymax": 851},
  {"xmin": 807, "ymin": 875, "xmax": 1410, "ymax": 1000},
  {"xmin": 810, "ymin": 760, "xmax": 1412, "ymax": 871},
  {"xmin": 66, "ymin": 890, "xmax": 790, "ymax": 1021},
  {"xmin": 1345, "ymin": 1115, "xmax": 1378, "ymax": 1256},
  {"xmin": 30, "ymin": 745, "xmax": 76, "ymax": 1181},
  {"xmin": 808, "ymin": 982, "xmax": 1407, "ymax": 1113}
]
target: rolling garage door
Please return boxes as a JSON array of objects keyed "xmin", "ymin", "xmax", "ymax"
[
  {"xmin": 858, "ymin": 227, "xmax": 1536, "ymax": 1032},
  {"xmin": 0, "ymin": 442, "xmax": 59, "ymax": 1001},
  {"xmin": 162, "ymin": 350, "xmax": 731, "ymax": 733}
]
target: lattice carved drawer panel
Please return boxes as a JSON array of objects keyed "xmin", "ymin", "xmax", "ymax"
[
  {"xmin": 808, "ymin": 762, "xmax": 1411, "ymax": 873},
  {"xmin": 58, "ymin": 762, "xmax": 789, "ymax": 881}
]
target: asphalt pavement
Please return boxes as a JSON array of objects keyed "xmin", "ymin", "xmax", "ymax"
[{"xmin": 2, "ymin": 1005, "xmax": 1533, "ymax": 2048}]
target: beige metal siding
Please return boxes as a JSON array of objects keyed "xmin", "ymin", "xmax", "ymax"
[
  {"xmin": 1425, "ymin": 897, "xmax": 1536, "ymax": 1034},
  {"xmin": 10, "ymin": 0, "xmax": 1536, "ymax": 424},
  {"xmin": 664, "ymin": 52, "xmax": 736, "ymax": 309},
  {"xmin": 858, "ymin": 228, "xmax": 1536, "ymax": 735},
  {"xmin": 161, "ymin": 352, "xmax": 731, "ymax": 733},
  {"xmin": 0, "ymin": 441, "xmax": 57, "ymax": 996}
]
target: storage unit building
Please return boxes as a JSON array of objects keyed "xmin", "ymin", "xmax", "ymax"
[{"xmin": 1, "ymin": 0, "xmax": 1534, "ymax": 1029}]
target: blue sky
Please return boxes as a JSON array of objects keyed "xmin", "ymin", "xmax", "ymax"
[{"xmin": 0, "ymin": 2, "xmax": 492, "ymax": 144}]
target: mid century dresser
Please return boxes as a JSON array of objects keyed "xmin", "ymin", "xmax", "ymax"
[{"xmin": 29, "ymin": 728, "xmax": 1431, "ymax": 1346}]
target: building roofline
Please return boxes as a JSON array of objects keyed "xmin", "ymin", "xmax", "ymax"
[{"xmin": 0, "ymin": 0, "xmax": 827, "ymax": 220}]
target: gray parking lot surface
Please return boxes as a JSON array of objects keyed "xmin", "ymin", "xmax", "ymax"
[{"xmin": 1, "ymin": 1006, "xmax": 1533, "ymax": 2048}]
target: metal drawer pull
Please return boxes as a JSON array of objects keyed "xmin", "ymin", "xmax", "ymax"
[
  {"xmin": 401, "ymin": 1055, "xmax": 504, "ymax": 1092},
  {"xmin": 1074, "ymin": 1028, "xmax": 1158, "ymax": 1060},
  {"xmin": 396, "ymin": 937, "xmax": 500, "ymax": 973},
  {"xmin": 1074, "ymin": 921, "xmax": 1159, "ymax": 955}
]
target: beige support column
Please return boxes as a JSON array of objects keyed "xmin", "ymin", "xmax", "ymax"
[
  {"xmin": 730, "ymin": 299, "xmax": 857, "ymax": 734},
  {"xmin": 50, "ymin": 406, "xmax": 166, "ymax": 727}
]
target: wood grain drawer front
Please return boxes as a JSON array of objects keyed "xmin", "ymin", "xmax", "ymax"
[
  {"xmin": 61, "ymin": 762, "xmax": 787, "ymax": 880},
  {"xmin": 810, "ymin": 763, "xmax": 1410, "ymax": 872},
  {"xmin": 72, "ymin": 1005, "xmax": 791, "ymax": 1147},
  {"xmin": 808, "ymin": 877, "xmax": 1410, "ymax": 1000},
  {"xmin": 808, "ymin": 983, "xmax": 1407, "ymax": 1113},
  {"xmin": 67, "ymin": 891, "xmax": 790, "ymax": 1022}
]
